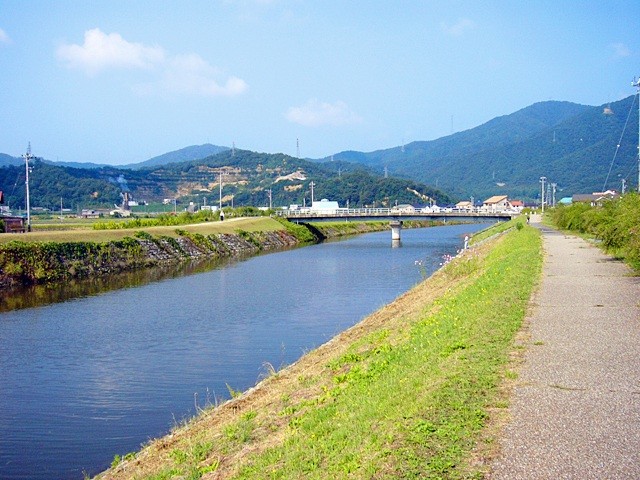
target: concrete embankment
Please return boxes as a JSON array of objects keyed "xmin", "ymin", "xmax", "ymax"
[
  {"xmin": 0, "ymin": 219, "xmax": 410, "ymax": 289},
  {"xmin": 0, "ymin": 229, "xmax": 297, "ymax": 289}
]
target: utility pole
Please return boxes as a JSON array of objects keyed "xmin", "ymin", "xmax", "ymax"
[
  {"xmin": 219, "ymin": 172, "xmax": 223, "ymax": 209},
  {"xmin": 22, "ymin": 143, "xmax": 33, "ymax": 232},
  {"xmin": 267, "ymin": 188, "xmax": 272, "ymax": 210},
  {"xmin": 540, "ymin": 176, "xmax": 546, "ymax": 213},
  {"xmin": 633, "ymin": 77, "xmax": 640, "ymax": 192},
  {"xmin": 551, "ymin": 183, "xmax": 557, "ymax": 207},
  {"xmin": 309, "ymin": 181, "xmax": 315, "ymax": 205},
  {"xmin": 622, "ymin": 178, "xmax": 627, "ymax": 194}
]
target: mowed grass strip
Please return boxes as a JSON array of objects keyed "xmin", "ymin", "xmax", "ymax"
[
  {"xmin": 99, "ymin": 222, "xmax": 541, "ymax": 480},
  {"xmin": 0, "ymin": 217, "xmax": 284, "ymax": 244}
]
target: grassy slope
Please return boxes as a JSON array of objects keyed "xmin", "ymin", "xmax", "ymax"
[{"xmin": 99, "ymin": 221, "xmax": 542, "ymax": 480}]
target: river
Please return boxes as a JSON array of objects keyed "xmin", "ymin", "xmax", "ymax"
[{"xmin": 0, "ymin": 222, "xmax": 490, "ymax": 479}]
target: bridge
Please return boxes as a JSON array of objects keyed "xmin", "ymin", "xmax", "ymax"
[{"xmin": 275, "ymin": 208, "xmax": 517, "ymax": 242}]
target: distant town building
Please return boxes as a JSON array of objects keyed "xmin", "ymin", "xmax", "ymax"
[
  {"xmin": 391, "ymin": 204, "xmax": 417, "ymax": 213},
  {"xmin": 81, "ymin": 209, "xmax": 100, "ymax": 219},
  {"xmin": 1, "ymin": 216, "xmax": 26, "ymax": 233},
  {"xmin": 572, "ymin": 190, "xmax": 619, "ymax": 206},
  {"xmin": 0, "ymin": 190, "xmax": 26, "ymax": 233},
  {"xmin": 482, "ymin": 195, "xmax": 510, "ymax": 212},
  {"xmin": 455, "ymin": 201, "xmax": 473, "ymax": 211},
  {"xmin": 310, "ymin": 199, "xmax": 340, "ymax": 211},
  {"xmin": 510, "ymin": 200, "xmax": 525, "ymax": 212}
]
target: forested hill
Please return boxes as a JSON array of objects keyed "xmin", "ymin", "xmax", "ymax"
[
  {"xmin": 322, "ymin": 96, "xmax": 638, "ymax": 200},
  {"xmin": 0, "ymin": 150, "xmax": 453, "ymax": 211}
]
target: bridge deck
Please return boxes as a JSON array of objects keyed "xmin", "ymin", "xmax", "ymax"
[{"xmin": 276, "ymin": 208, "xmax": 515, "ymax": 222}]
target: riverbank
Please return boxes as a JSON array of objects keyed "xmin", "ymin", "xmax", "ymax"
[
  {"xmin": 97, "ymin": 218, "xmax": 542, "ymax": 479},
  {"xmin": 0, "ymin": 218, "xmax": 440, "ymax": 289}
]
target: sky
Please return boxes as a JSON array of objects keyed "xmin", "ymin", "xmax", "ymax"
[{"xmin": 1, "ymin": 1, "xmax": 639, "ymax": 165}]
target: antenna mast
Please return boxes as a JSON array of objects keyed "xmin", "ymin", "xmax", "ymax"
[
  {"xmin": 22, "ymin": 143, "xmax": 33, "ymax": 232},
  {"xmin": 633, "ymin": 77, "xmax": 640, "ymax": 192}
]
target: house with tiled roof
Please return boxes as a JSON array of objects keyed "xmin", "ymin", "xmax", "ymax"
[
  {"xmin": 455, "ymin": 200, "xmax": 473, "ymax": 211},
  {"xmin": 482, "ymin": 195, "xmax": 510, "ymax": 212},
  {"xmin": 573, "ymin": 190, "xmax": 619, "ymax": 206}
]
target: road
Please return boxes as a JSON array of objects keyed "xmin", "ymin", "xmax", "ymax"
[{"xmin": 489, "ymin": 216, "xmax": 640, "ymax": 479}]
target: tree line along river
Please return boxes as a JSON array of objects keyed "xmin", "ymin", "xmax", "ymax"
[{"xmin": 0, "ymin": 222, "xmax": 490, "ymax": 479}]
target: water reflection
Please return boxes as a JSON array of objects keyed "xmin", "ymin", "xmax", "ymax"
[
  {"xmin": 0, "ymin": 255, "xmax": 251, "ymax": 313},
  {"xmin": 0, "ymin": 223, "xmax": 490, "ymax": 480}
]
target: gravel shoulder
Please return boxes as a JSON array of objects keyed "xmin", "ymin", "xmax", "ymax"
[{"xmin": 489, "ymin": 216, "xmax": 640, "ymax": 479}]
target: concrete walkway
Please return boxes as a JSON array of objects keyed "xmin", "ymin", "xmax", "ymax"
[{"xmin": 489, "ymin": 217, "xmax": 640, "ymax": 479}]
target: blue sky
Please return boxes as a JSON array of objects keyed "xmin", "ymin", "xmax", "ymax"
[{"xmin": 1, "ymin": 1, "xmax": 638, "ymax": 165}]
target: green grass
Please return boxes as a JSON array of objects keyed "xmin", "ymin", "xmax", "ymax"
[
  {"xmin": 0, "ymin": 217, "xmax": 284, "ymax": 244},
  {"xmin": 98, "ymin": 221, "xmax": 542, "ymax": 480},
  {"xmin": 230, "ymin": 224, "xmax": 542, "ymax": 478}
]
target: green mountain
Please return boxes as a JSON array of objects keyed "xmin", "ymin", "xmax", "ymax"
[
  {"xmin": 0, "ymin": 150, "xmax": 453, "ymax": 212},
  {"xmin": 320, "ymin": 97, "xmax": 638, "ymax": 201}
]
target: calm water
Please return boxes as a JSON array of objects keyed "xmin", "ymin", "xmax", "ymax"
[{"xmin": 0, "ymin": 223, "xmax": 489, "ymax": 479}]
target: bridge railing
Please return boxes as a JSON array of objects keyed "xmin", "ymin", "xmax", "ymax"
[{"xmin": 274, "ymin": 208, "xmax": 517, "ymax": 219}]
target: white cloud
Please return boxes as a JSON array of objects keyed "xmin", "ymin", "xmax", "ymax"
[
  {"xmin": 441, "ymin": 18, "xmax": 475, "ymax": 37},
  {"xmin": 57, "ymin": 28, "xmax": 164, "ymax": 75},
  {"xmin": 159, "ymin": 53, "xmax": 248, "ymax": 96},
  {"xmin": 611, "ymin": 42, "xmax": 631, "ymax": 58},
  {"xmin": 0, "ymin": 28, "xmax": 11, "ymax": 45},
  {"xmin": 285, "ymin": 99, "xmax": 362, "ymax": 127},
  {"xmin": 57, "ymin": 28, "xmax": 247, "ymax": 97}
]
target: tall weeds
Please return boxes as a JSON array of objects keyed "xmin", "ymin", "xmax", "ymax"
[{"xmin": 550, "ymin": 193, "xmax": 640, "ymax": 270}]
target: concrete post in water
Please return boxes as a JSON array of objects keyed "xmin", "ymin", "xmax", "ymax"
[{"xmin": 390, "ymin": 219, "xmax": 402, "ymax": 243}]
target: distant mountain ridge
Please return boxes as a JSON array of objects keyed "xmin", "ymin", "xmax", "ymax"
[
  {"xmin": 0, "ymin": 153, "xmax": 23, "ymax": 167},
  {"xmin": 0, "ymin": 144, "xmax": 229, "ymax": 170},
  {"xmin": 123, "ymin": 144, "xmax": 229, "ymax": 170},
  {"xmin": 2, "ymin": 97, "xmax": 637, "ymax": 202},
  {"xmin": 320, "ymin": 97, "xmax": 637, "ymax": 200}
]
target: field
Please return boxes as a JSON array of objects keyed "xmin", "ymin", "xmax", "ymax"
[{"xmin": 0, "ymin": 217, "xmax": 284, "ymax": 244}]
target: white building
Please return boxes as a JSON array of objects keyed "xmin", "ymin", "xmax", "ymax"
[{"xmin": 310, "ymin": 199, "xmax": 340, "ymax": 212}]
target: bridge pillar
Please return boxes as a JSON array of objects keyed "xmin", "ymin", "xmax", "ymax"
[{"xmin": 390, "ymin": 220, "xmax": 402, "ymax": 242}]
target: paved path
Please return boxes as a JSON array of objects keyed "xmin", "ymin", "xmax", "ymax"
[{"xmin": 489, "ymin": 217, "xmax": 640, "ymax": 479}]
